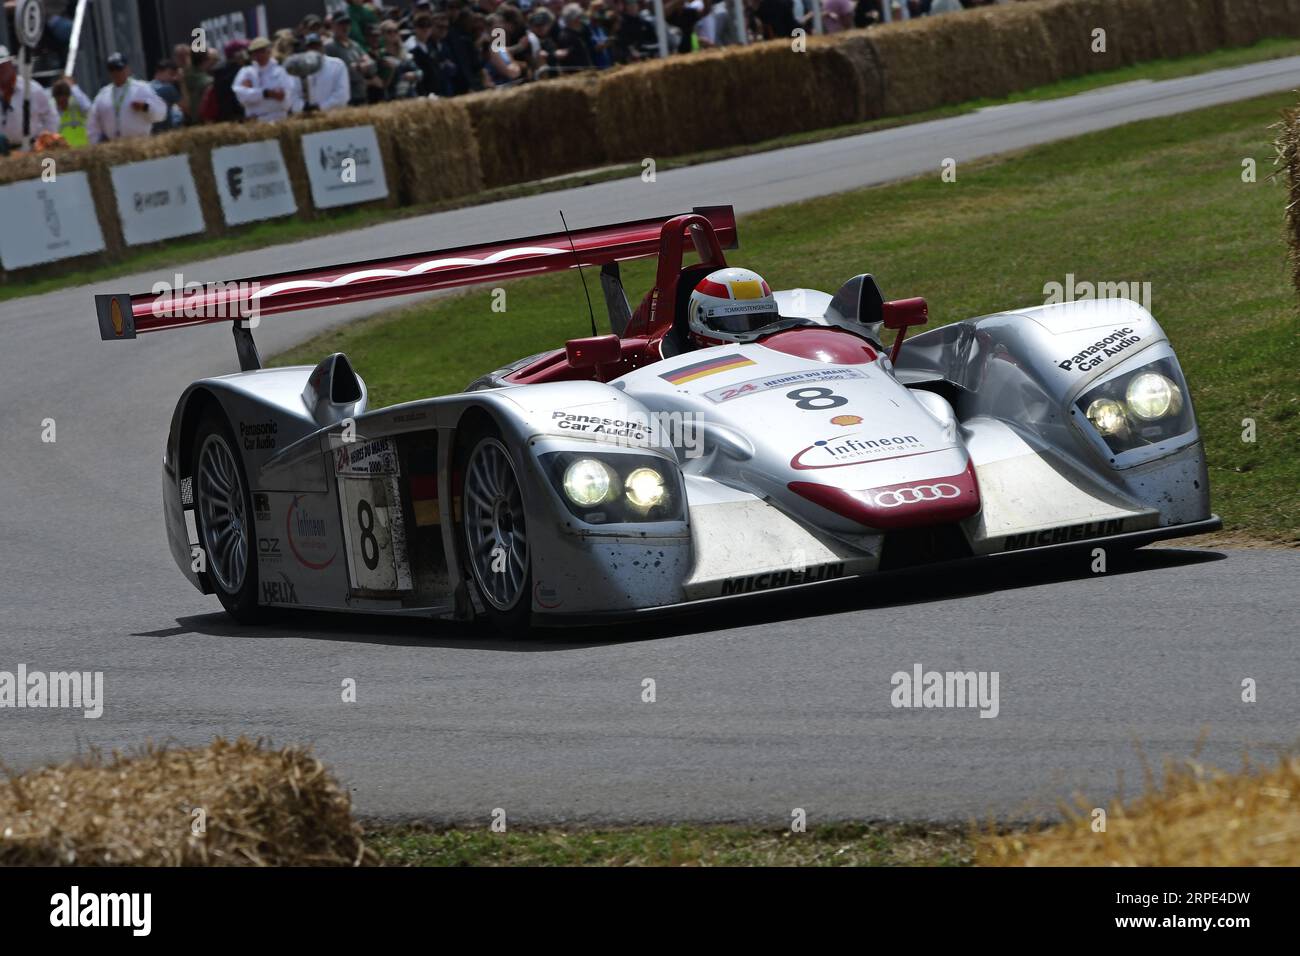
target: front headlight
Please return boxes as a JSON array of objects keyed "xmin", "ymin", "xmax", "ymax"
[
  {"xmin": 1085, "ymin": 398, "xmax": 1127, "ymax": 436},
  {"xmin": 625, "ymin": 467, "xmax": 666, "ymax": 509},
  {"xmin": 1125, "ymin": 372, "xmax": 1182, "ymax": 421},
  {"xmin": 563, "ymin": 458, "xmax": 616, "ymax": 507},
  {"xmin": 1075, "ymin": 357, "xmax": 1195, "ymax": 459},
  {"xmin": 543, "ymin": 451, "xmax": 683, "ymax": 524}
]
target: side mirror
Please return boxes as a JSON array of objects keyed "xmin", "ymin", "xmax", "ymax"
[
  {"xmin": 566, "ymin": 333, "xmax": 622, "ymax": 369},
  {"xmin": 882, "ymin": 297, "xmax": 928, "ymax": 330},
  {"xmin": 882, "ymin": 297, "xmax": 928, "ymax": 363}
]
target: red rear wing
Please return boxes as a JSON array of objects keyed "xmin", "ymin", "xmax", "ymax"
[{"xmin": 95, "ymin": 205, "xmax": 738, "ymax": 341}]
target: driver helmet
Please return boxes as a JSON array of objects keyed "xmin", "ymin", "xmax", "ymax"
[{"xmin": 687, "ymin": 267, "xmax": 780, "ymax": 347}]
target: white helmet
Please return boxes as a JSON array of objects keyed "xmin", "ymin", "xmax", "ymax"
[{"xmin": 687, "ymin": 267, "xmax": 781, "ymax": 346}]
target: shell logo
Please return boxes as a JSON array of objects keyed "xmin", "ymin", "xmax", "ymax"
[{"xmin": 830, "ymin": 415, "xmax": 862, "ymax": 426}]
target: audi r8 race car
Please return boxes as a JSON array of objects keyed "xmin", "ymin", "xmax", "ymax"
[{"xmin": 96, "ymin": 206, "xmax": 1219, "ymax": 629}]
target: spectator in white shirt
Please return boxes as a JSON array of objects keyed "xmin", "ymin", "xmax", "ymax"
[
  {"xmin": 296, "ymin": 33, "xmax": 351, "ymax": 112},
  {"xmin": 86, "ymin": 52, "xmax": 167, "ymax": 144},
  {"xmin": 0, "ymin": 46, "xmax": 60, "ymax": 150},
  {"xmin": 233, "ymin": 37, "xmax": 300, "ymax": 123}
]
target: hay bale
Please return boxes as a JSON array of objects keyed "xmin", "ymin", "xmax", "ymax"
[
  {"xmin": 462, "ymin": 77, "xmax": 603, "ymax": 189},
  {"xmin": 594, "ymin": 40, "xmax": 860, "ymax": 163},
  {"xmin": 1278, "ymin": 107, "xmax": 1300, "ymax": 301},
  {"xmin": 0, "ymin": 737, "xmax": 374, "ymax": 866},
  {"xmin": 984, "ymin": 4, "xmax": 1068, "ymax": 91},
  {"xmin": 978, "ymin": 755, "xmax": 1300, "ymax": 866},
  {"xmin": 817, "ymin": 29, "xmax": 886, "ymax": 122},
  {"xmin": 869, "ymin": 8, "xmax": 1063, "ymax": 116},
  {"xmin": 1253, "ymin": 0, "xmax": 1300, "ymax": 42},
  {"xmin": 1038, "ymin": 0, "xmax": 1129, "ymax": 75},
  {"xmin": 1146, "ymin": 0, "xmax": 1221, "ymax": 60},
  {"xmin": 376, "ymin": 97, "xmax": 483, "ymax": 204},
  {"xmin": 1210, "ymin": 0, "xmax": 1266, "ymax": 49}
]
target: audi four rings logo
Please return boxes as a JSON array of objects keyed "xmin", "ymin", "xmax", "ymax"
[{"xmin": 872, "ymin": 483, "xmax": 962, "ymax": 508}]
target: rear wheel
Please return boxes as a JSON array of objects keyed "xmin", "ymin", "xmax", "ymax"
[
  {"xmin": 461, "ymin": 429, "xmax": 532, "ymax": 633},
  {"xmin": 192, "ymin": 410, "xmax": 260, "ymax": 621}
]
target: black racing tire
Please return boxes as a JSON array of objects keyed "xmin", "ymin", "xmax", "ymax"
[
  {"xmin": 458, "ymin": 422, "xmax": 533, "ymax": 635},
  {"xmin": 190, "ymin": 408, "xmax": 262, "ymax": 622}
]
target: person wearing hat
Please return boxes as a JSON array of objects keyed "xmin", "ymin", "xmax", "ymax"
[
  {"xmin": 233, "ymin": 37, "xmax": 299, "ymax": 122},
  {"xmin": 0, "ymin": 46, "xmax": 61, "ymax": 152},
  {"xmin": 49, "ymin": 75, "xmax": 93, "ymax": 147},
  {"xmin": 326, "ymin": 13, "xmax": 373, "ymax": 106},
  {"xmin": 86, "ymin": 52, "xmax": 167, "ymax": 143},
  {"xmin": 296, "ymin": 33, "xmax": 350, "ymax": 112}
]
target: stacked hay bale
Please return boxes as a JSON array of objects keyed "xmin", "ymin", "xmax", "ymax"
[
  {"xmin": 593, "ymin": 39, "xmax": 862, "ymax": 163},
  {"xmin": 0, "ymin": 737, "xmax": 374, "ymax": 866},
  {"xmin": 462, "ymin": 76, "xmax": 604, "ymax": 188},
  {"xmin": 1277, "ymin": 105, "xmax": 1300, "ymax": 299},
  {"xmin": 978, "ymin": 755, "xmax": 1300, "ymax": 865}
]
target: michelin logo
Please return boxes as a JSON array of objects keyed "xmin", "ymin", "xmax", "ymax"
[
  {"xmin": 1003, "ymin": 518, "xmax": 1126, "ymax": 551},
  {"xmin": 719, "ymin": 562, "xmax": 845, "ymax": 595}
]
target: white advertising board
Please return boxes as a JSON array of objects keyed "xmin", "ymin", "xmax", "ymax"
[
  {"xmin": 300, "ymin": 124, "xmax": 388, "ymax": 209},
  {"xmin": 110, "ymin": 155, "xmax": 205, "ymax": 246},
  {"xmin": 0, "ymin": 171, "xmax": 105, "ymax": 270},
  {"xmin": 211, "ymin": 139, "xmax": 297, "ymax": 226}
]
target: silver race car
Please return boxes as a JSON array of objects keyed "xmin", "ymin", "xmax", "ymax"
[{"xmin": 96, "ymin": 206, "xmax": 1218, "ymax": 629}]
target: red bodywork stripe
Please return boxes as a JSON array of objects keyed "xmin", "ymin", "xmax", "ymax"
[{"xmin": 788, "ymin": 461, "xmax": 980, "ymax": 531}]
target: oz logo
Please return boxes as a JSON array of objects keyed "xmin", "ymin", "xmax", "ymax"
[{"xmin": 872, "ymin": 483, "xmax": 960, "ymax": 508}]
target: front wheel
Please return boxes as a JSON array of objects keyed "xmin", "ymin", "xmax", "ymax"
[
  {"xmin": 192, "ymin": 410, "xmax": 260, "ymax": 622},
  {"xmin": 461, "ymin": 430, "xmax": 532, "ymax": 633}
]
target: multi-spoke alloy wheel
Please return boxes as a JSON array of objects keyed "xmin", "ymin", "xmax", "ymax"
[
  {"xmin": 463, "ymin": 437, "xmax": 529, "ymax": 613},
  {"xmin": 197, "ymin": 432, "xmax": 249, "ymax": 595}
]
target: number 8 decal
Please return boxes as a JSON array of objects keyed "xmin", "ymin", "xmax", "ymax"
[
  {"xmin": 356, "ymin": 498, "xmax": 380, "ymax": 570},
  {"xmin": 787, "ymin": 386, "xmax": 847, "ymax": 410}
]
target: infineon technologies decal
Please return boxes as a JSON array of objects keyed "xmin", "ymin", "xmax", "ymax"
[
  {"xmin": 791, "ymin": 432, "xmax": 926, "ymax": 469},
  {"xmin": 704, "ymin": 368, "xmax": 866, "ymax": 403}
]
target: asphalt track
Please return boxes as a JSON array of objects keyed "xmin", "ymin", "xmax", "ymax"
[{"xmin": 1, "ymin": 58, "xmax": 1297, "ymax": 822}]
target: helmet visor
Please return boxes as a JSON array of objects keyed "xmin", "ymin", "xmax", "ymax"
[{"xmin": 702, "ymin": 301, "xmax": 780, "ymax": 335}]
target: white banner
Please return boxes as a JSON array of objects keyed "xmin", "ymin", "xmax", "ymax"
[
  {"xmin": 0, "ymin": 171, "xmax": 105, "ymax": 270},
  {"xmin": 300, "ymin": 125, "xmax": 388, "ymax": 209},
  {"xmin": 109, "ymin": 155, "xmax": 205, "ymax": 247},
  {"xmin": 211, "ymin": 139, "xmax": 297, "ymax": 226}
]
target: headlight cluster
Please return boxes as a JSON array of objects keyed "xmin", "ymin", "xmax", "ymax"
[
  {"xmin": 544, "ymin": 452, "xmax": 682, "ymax": 524},
  {"xmin": 1076, "ymin": 357, "xmax": 1195, "ymax": 456}
]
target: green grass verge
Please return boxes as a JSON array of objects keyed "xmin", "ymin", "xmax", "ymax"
[
  {"xmin": 367, "ymin": 822, "xmax": 974, "ymax": 866},
  {"xmin": 3, "ymin": 36, "xmax": 1299, "ymax": 303},
  {"xmin": 276, "ymin": 91, "xmax": 1300, "ymax": 542}
]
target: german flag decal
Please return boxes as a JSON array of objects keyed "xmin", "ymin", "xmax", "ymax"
[{"xmin": 660, "ymin": 353, "xmax": 756, "ymax": 385}]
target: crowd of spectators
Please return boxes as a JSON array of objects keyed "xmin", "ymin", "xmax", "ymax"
[{"xmin": 0, "ymin": 0, "xmax": 1005, "ymax": 152}]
